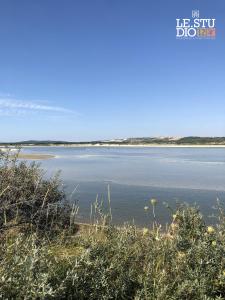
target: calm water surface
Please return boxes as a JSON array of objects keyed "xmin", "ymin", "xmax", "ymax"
[{"xmin": 22, "ymin": 147, "xmax": 225, "ymax": 226}]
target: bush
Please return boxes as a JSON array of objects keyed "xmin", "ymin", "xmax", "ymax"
[
  {"xmin": 1, "ymin": 207, "xmax": 225, "ymax": 299},
  {"xmin": 0, "ymin": 150, "xmax": 67, "ymax": 232},
  {"xmin": 0, "ymin": 234, "xmax": 55, "ymax": 299}
]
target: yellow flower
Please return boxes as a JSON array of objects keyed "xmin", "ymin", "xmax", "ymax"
[
  {"xmin": 178, "ymin": 252, "xmax": 185, "ymax": 259},
  {"xmin": 171, "ymin": 223, "xmax": 178, "ymax": 231},
  {"xmin": 207, "ymin": 226, "xmax": 215, "ymax": 234},
  {"xmin": 142, "ymin": 228, "xmax": 149, "ymax": 235},
  {"xmin": 150, "ymin": 198, "xmax": 157, "ymax": 206},
  {"xmin": 212, "ymin": 241, "xmax": 217, "ymax": 246},
  {"xmin": 144, "ymin": 206, "xmax": 149, "ymax": 211},
  {"xmin": 172, "ymin": 214, "xmax": 177, "ymax": 220}
]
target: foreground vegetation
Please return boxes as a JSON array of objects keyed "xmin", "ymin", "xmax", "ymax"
[{"xmin": 1, "ymin": 151, "xmax": 225, "ymax": 299}]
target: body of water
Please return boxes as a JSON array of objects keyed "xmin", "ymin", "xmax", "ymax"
[{"xmin": 21, "ymin": 146, "xmax": 225, "ymax": 226}]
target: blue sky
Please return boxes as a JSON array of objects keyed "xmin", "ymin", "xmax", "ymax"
[{"xmin": 0, "ymin": 0, "xmax": 225, "ymax": 141}]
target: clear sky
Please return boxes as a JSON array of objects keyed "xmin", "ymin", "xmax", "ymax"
[{"xmin": 0, "ymin": 0, "xmax": 225, "ymax": 142}]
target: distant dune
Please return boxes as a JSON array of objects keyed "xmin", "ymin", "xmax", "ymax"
[{"xmin": 1, "ymin": 136, "xmax": 225, "ymax": 147}]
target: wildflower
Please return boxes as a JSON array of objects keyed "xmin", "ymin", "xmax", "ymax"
[
  {"xmin": 207, "ymin": 226, "xmax": 215, "ymax": 234},
  {"xmin": 150, "ymin": 198, "xmax": 157, "ymax": 206},
  {"xmin": 178, "ymin": 252, "xmax": 185, "ymax": 259},
  {"xmin": 144, "ymin": 206, "xmax": 149, "ymax": 211},
  {"xmin": 212, "ymin": 241, "xmax": 217, "ymax": 246},
  {"xmin": 171, "ymin": 223, "xmax": 178, "ymax": 231},
  {"xmin": 142, "ymin": 228, "xmax": 149, "ymax": 235},
  {"xmin": 165, "ymin": 233, "xmax": 174, "ymax": 240},
  {"xmin": 172, "ymin": 214, "xmax": 177, "ymax": 220},
  {"xmin": 161, "ymin": 269, "xmax": 166, "ymax": 275}
]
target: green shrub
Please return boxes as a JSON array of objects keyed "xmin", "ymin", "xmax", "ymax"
[
  {"xmin": 0, "ymin": 150, "xmax": 67, "ymax": 233},
  {"xmin": 0, "ymin": 205, "xmax": 225, "ymax": 299},
  {"xmin": 0, "ymin": 233, "xmax": 59, "ymax": 299}
]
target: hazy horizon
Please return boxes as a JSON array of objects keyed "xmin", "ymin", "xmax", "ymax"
[{"xmin": 2, "ymin": 135, "xmax": 225, "ymax": 144}]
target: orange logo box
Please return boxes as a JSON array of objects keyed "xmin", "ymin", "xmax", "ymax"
[{"xmin": 197, "ymin": 28, "xmax": 216, "ymax": 37}]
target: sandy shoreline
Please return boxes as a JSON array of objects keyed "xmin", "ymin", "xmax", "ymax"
[
  {"xmin": 17, "ymin": 154, "xmax": 55, "ymax": 160},
  {"xmin": 18, "ymin": 144, "xmax": 225, "ymax": 148}
]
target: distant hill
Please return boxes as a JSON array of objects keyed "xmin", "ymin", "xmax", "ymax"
[
  {"xmin": 14, "ymin": 140, "xmax": 69, "ymax": 145},
  {"xmin": 124, "ymin": 136, "xmax": 225, "ymax": 145},
  {"xmin": 1, "ymin": 136, "xmax": 225, "ymax": 146}
]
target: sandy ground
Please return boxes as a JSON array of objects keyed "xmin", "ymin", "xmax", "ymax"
[{"xmin": 17, "ymin": 153, "xmax": 55, "ymax": 160}]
